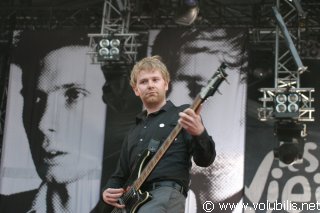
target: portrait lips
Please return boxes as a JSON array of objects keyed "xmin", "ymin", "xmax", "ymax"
[{"xmin": 42, "ymin": 148, "xmax": 68, "ymax": 166}]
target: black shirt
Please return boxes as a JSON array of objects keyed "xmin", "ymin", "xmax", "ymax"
[{"xmin": 105, "ymin": 101, "xmax": 216, "ymax": 191}]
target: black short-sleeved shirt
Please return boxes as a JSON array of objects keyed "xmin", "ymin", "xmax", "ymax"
[{"xmin": 105, "ymin": 101, "xmax": 216, "ymax": 191}]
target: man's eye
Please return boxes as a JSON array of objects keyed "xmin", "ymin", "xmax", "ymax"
[
  {"xmin": 64, "ymin": 88, "xmax": 89, "ymax": 106},
  {"xmin": 140, "ymin": 80, "xmax": 147, "ymax": 84}
]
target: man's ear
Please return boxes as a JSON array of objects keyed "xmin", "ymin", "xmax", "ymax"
[
  {"xmin": 132, "ymin": 86, "xmax": 140, "ymax": 96},
  {"xmin": 165, "ymin": 81, "xmax": 169, "ymax": 91}
]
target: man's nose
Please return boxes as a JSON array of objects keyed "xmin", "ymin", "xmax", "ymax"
[
  {"xmin": 38, "ymin": 94, "xmax": 57, "ymax": 134},
  {"xmin": 147, "ymin": 80, "xmax": 155, "ymax": 88}
]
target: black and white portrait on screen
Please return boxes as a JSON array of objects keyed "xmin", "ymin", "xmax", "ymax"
[
  {"xmin": 0, "ymin": 31, "xmax": 107, "ymax": 213},
  {"xmin": 0, "ymin": 28, "xmax": 250, "ymax": 213},
  {"xmin": 148, "ymin": 28, "xmax": 249, "ymax": 213}
]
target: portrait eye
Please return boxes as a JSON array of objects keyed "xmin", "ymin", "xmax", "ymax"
[
  {"xmin": 64, "ymin": 87, "xmax": 89, "ymax": 106},
  {"xmin": 35, "ymin": 97, "xmax": 41, "ymax": 103},
  {"xmin": 177, "ymin": 74, "xmax": 203, "ymax": 99},
  {"xmin": 34, "ymin": 90, "xmax": 46, "ymax": 105},
  {"xmin": 186, "ymin": 80, "xmax": 202, "ymax": 99}
]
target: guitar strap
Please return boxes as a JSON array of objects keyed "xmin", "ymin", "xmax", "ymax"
[
  {"xmin": 124, "ymin": 139, "xmax": 160, "ymax": 188},
  {"xmin": 147, "ymin": 139, "xmax": 160, "ymax": 154}
]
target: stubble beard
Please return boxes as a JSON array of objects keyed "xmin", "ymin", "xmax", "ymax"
[{"xmin": 143, "ymin": 92, "xmax": 165, "ymax": 109}]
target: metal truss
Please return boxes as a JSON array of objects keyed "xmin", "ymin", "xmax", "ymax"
[
  {"xmin": 0, "ymin": 3, "xmax": 104, "ymax": 32},
  {"xmin": 258, "ymin": 0, "xmax": 315, "ymax": 122},
  {"xmin": 258, "ymin": 87, "xmax": 314, "ymax": 122},
  {"xmin": 87, "ymin": 0, "xmax": 140, "ymax": 65},
  {"xmin": 1, "ymin": 1, "xmax": 319, "ymax": 35}
]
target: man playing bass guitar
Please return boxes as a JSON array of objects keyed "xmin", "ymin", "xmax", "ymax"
[{"xmin": 102, "ymin": 56, "xmax": 217, "ymax": 213}]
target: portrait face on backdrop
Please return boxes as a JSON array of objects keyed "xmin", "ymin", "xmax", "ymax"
[
  {"xmin": 0, "ymin": 31, "xmax": 107, "ymax": 213},
  {"xmin": 21, "ymin": 46, "xmax": 106, "ymax": 184},
  {"xmin": 149, "ymin": 28, "xmax": 248, "ymax": 212}
]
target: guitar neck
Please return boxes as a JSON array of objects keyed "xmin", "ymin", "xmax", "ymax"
[{"xmin": 132, "ymin": 95, "xmax": 203, "ymax": 190}]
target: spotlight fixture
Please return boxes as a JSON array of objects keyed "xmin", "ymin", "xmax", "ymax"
[
  {"xmin": 273, "ymin": 121, "xmax": 306, "ymax": 165},
  {"xmin": 174, "ymin": 0, "xmax": 199, "ymax": 26},
  {"xmin": 96, "ymin": 37, "xmax": 122, "ymax": 62},
  {"xmin": 274, "ymin": 140, "xmax": 303, "ymax": 165},
  {"xmin": 274, "ymin": 92, "xmax": 301, "ymax": 119}
]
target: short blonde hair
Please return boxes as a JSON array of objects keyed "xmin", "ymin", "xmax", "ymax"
[{"xmin": 130, "ymin": 55, "xmax": 170, "ymax": 87}]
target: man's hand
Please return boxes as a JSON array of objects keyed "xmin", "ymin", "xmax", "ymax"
[
  {"xmin": 102, "ymin": 188, "xmax": 125, "ymax": 209},
  {"xmin": 178, "ymin": 106, "xmax": 204, "ymax": 136}
]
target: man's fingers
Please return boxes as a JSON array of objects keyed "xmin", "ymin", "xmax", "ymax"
[
  {"xmin": 106, "ymin": 188, "xmax": 125, "ymax": 194},
  {"xmin": 102, "ymin": 188, "xmax": 125, "ymax": 208},
  {"xmin": 195, "ymin": 104, "xmax": 203, "ymax": 114},
  {"xmin": 179, "ymin": 108, "xmax": 205, "ymax": 136},
  {"xmin": 114, "ymin": 203, "xmax": 126, "ymax": 209}
]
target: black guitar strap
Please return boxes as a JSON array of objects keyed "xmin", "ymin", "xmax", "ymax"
[
  {"xmin": 125, "ymin": 139, "xmax": 160, "ymax": 187},
  {"xmin": 147, "ymin": 139, "xmax": 160, "ymax": 154}
]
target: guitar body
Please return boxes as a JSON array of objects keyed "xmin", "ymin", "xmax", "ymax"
[
  {"xmin": 111, "ymin": 149, "xmax": 153, "ymax": 213},
  {"xmin": 112, "ymin": 189, "xmax": 151, "ymax": 213}
]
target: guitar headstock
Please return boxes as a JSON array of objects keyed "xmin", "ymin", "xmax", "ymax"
[{"xmin": 199, "ymin": 63, "xmax": 228, "ymax": 101}]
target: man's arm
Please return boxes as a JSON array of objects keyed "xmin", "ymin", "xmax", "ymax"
[
  {"xmin": 102, "ymin": 135, "xmax": 131, "ymax": 205},
  {"xmin": 178, "ymin": 107, "xmax": 216, "ymax": 167},
  {"xmin": 191, "ymin": 130, "xmax": 216, "ymax": 167}
]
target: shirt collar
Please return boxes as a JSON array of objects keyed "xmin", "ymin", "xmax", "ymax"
[
  {"xmin": 27, "ymin": 182, "xmax": 47, "ymax": 213},
  {"xmin": 136, "ymin": 100, "xmax": 174, "ymax": 123}
]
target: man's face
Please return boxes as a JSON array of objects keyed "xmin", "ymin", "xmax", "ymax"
[
  {"xmin": 167, "ymin": 30, "xmax": 246, "ymax": 203},
  {"xmin": 22, "ymin": 46, "xmax": 106, "ymax": 184},
  {"xmin": 133, "ymin": 69, "xmax": 168, "ymax": 109}
]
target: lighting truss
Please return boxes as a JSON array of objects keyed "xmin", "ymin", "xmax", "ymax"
[
  {"xmin": 292, "ymin": 0, "xmax": 307, "ymax": 18},
  {"xmin": 258, "ymin": 87, "xmax": 314, "ymax": 122},
  {"xmin": 87, "ymin": 0, "xmax": 140, "ymax": 65},
  {"xmin": 272, "ymin": 6, "xmax": 307, "ymax": 74},
  {"xmin": 258, "ymin": 0, "xmax": 315, "ymax": 122}
]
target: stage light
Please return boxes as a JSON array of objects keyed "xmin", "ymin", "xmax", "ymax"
[
  {"xmin": 274, "ymin": 121, "xmax": 305, "ymax": 165},
  {"xmin": 99, "ymin": 39, "xmax": 109, "ymax": 47},
  {"xmin": 274, "ymin": 140, "xmax": 302, "ymax": 165},
  {"xmin": 110, "ymin": 39, "xmax": 120, "ymax": 47},
  {"xmin": 174, "ymin": 0, "xmax": 199, "ymax": 26},
  {"xmin": 98, "ymin": 47, "xmax": 109, "ymax": 57},
  {"xmin": 110, "ymin": 47, "xmax": 120, "ymax": 55},
  {"xmin": 274, "ymin": 92, "xmax": 300, "ymax": 119},
  {"xmin": 96, "ymin": 37, "xmax": 122, "ymax": 61}
]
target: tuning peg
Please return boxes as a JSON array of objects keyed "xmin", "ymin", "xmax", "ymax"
[{"xmin": 224, "ymin": 78, "xmax": 230, "ymax": 85}]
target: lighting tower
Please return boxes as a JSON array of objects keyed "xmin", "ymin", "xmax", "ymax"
[{"xmin": 257, "ymin": 0, "xmax": 315, "ymax": 164}]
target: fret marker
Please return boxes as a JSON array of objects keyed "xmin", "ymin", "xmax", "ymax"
[{"xmin": 159, "ymin": 123, "xmax": 165, "ymax": 128}]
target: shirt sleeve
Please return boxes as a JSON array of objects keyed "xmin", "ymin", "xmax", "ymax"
[
  {"xmin": 104, "ymin": 135, "xmax": 131, "ymax": 189},
  {"xmin": 191, "ymin": 129, "xmax": 216, "ymax": 167}
]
